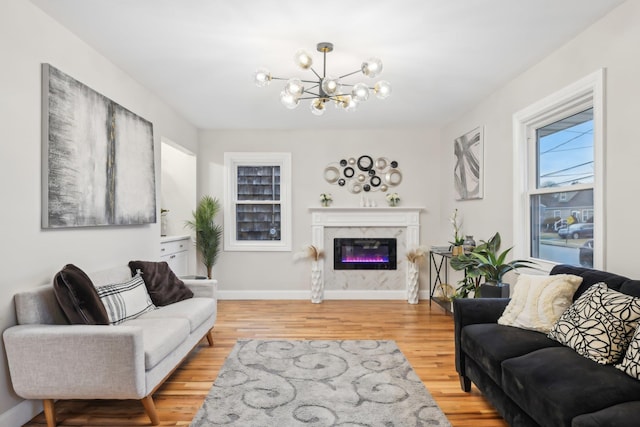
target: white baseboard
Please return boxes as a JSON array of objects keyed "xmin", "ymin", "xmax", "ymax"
[
  {"xmin": 0, "ymin": 399, "xmax": 42, "ymax": 427},
  {"xmin": 217, "ymin": 290, "xmax": 431, "ymax": 301}
]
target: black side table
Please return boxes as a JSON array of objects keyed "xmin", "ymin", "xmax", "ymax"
[{"xmin": 429, "ymin": 250, "xmax": 454, "ymax": 313}]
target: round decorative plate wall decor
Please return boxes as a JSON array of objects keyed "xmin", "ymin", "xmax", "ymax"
[{"xmin": 323, "ymin": 155, "xmax": 401, "ymax": 194}]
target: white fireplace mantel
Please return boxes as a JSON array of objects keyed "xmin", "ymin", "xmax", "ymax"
[{"xmin": 309, "ymin": 207, "xmax": 424, "ymax": 303}]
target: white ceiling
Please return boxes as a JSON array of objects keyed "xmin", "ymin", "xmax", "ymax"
[{"xmin": 30, "ymin": 0, "xmax": 625, "ymax": 130}]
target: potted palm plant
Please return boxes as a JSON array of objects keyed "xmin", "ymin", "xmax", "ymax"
[
  {"xmin": 185, "ymin": 195, "xmax": 223, "ymax": 279},
  {"xmin": 450, "ymin": 232, "xmax": 536, "ymax": 298}
]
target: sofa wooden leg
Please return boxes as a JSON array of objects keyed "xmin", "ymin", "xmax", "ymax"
[
  {"xmin": 460, "ymin": 375, "xmax": 471, "ymax": 392},
  {"xmin": 141, "ymin": 395, "xmax": 160, "ymax": 425},
  {"xmin": 43, "ymin": 399, "xmax": 56, "ymax": 427},
  {"xmin": 206, "ymin": 328, "xmax": 214, "ymax": 347}
]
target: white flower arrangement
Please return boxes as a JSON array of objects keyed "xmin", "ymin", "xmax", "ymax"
[
  {"xmin": 320, "ymin": 193, "xmax": 332, "ymax": 203},
  {"xmin": 386, "ymin": 193, "xmax": 400, "ymax": 206},
  {"xmin": 450, "ymin": 208, "xmax": 463, "ymax": 245}
]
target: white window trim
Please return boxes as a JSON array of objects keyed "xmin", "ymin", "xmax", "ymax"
[
  {"xmin": 513, "ymin": 69, "xmax": 605, "ymax": 271},
  {"xmin": 223, "ymin": 152, "xmax": 292, "ymax": 251}
]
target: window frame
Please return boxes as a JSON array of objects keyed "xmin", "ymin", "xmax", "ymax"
[
  {"xmin": 513, "ymin": 69, "xmax": 605, "ymax": 270},
  {"xmin": 223, "ymin": 152, "xmax": 292, "ymax": 252}
]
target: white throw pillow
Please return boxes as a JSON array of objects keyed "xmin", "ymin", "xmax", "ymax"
[
  {"xmin": 498, "ymin": 273, "xmax": 583, "ymax": 333},
  {"xmin": 96, "ymin": 273, "xmax": 156, "ymax": 325}
]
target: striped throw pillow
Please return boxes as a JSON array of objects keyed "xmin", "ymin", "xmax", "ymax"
[{"xmin": 97, "ymin": 273, "xmax": 156, "ymax": 325}]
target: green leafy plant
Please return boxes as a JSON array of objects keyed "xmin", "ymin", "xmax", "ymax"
[
  {"xmin": 450, "ymin": 232, "xmax": 537, "ymax": 298},
  {"xmin": 185, "ymin": 196, "xmax": 223, "ymax": 279}
]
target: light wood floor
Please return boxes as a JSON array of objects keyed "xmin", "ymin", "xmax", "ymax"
[{"xmin": 24, "ymin": 300, "xmax": 507, "ymax": 427}]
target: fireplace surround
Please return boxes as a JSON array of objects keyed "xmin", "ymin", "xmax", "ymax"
[{"xmin": 309, "ymin": 207, "xmax": 422, "ymax": 303}]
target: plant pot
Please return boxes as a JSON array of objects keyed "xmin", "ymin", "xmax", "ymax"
[
  {"xmin": 451, "ymin": 245, "xmax": 464, "ymax": 256},
  {"xmin": 479, "ymin": 282, "xmax": 510, "ymax": 298}
]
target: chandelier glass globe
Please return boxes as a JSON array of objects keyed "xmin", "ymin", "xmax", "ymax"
[
  {"xmin": 284, "ymin": 78, "xmax": 304, "ymax": 98},
  {"xmin": 253, "ymin": 68, "xmax": 272, "ymax": 87},
  {"xmin": 342, "ymin": 96, "xmax": 358, "ymax": 112},
  {"xmin": 351, "ymin": 83, "xmax": 370, "ymax": 102},
  {"xmin": 294, "ymin": 49, "xmax": 313, "ymax": 70},
  {"xmin": 280, "ymin": 90, "xmax": 299, "ymax": 109},
  {"xmin": 310, "ymin": 99, "xmax": 326, "ymax": 116},
  {"xmin": 321, "ymin": 76, "xmax": 340, "ymax": 95},
  {"xmin": 361, "ymin": 58, "xmax": 383, "ymax": 78},
  {"xmin": 374, "ymin": 81, "xmax": 392, "ymax": 99}
]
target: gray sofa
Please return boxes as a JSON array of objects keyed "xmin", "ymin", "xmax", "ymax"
[{"xmin": 3, "ymin": 266, "xmax": 217, "ymax": 427}]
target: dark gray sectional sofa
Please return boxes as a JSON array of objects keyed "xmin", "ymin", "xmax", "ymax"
[{"xmin": 454, "ymin": 264, "xmax": 640, "ymax": 427}]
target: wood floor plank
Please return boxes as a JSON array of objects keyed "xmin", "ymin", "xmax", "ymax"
[{"xmin": 23, "ymin": 300, "xmax": 507, "ymax": 427}]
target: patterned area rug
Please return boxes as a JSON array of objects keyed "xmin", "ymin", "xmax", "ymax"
[{"xmin": 191, "ymin": 339, "xmax": 451, "ymax": 426}]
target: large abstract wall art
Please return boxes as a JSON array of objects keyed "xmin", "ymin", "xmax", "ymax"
[
  {"xmin": 454, "ymin": 126, "xmax": 484, "ymax": 201},
  {"xmin": 42, "ymin": 64, "xmax": 156, "ymax": 228}
]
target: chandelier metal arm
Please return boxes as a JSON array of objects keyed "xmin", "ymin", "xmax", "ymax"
[
  {"xmin": 309, "ymin": 67, "xmax": 322, "ymax": 80},
  {"xmin": 270, "ymin": 76, "xmax": 320, "ymax": 86},
  {"xmin": 338, "ymin": 69, "xmax": 363, "ymax": 79}
]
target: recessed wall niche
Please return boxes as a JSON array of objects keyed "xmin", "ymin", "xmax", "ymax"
[{"xmin": 324, "ymin": 155, "xmax": 402, "ymax": 194}]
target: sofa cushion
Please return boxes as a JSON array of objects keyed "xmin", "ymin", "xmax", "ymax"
[
  {"xmin": 461, "ymin": 323, "xmax": 561, "ymax": 385},
  {"xmin": 620, "ymin": 280, "xmax": 640, "ymax": 298},
  {"xmin": 501, "ymin": 346, "xmax": 640, "ymax": 427},
  {"xmin": 498, "ymin": 273, "xmax": 583, "ymax": 333},
  {"xmin": 137, "ymin": 298, "xmax": 216, "ymax": 332},
  {"xmin": 96, "ymin": 274, "xmax": 157, "ymax": 325},
  {"xmin": 548, "ymin": 283, "xmax": 640, "ymax": 364},
  {"xmin": 571, "ymin": 402, "xmax": 640, "ymax": 427},
  {"xmin": 124, "ymin": 317, "xmax": 190, "ymax": 370},
  {"xmin": 53, "ymin": 264, "xmax": 109, "ymax": 325},
  {"xmin": 128, "ymin": 260, "xmax": 193, "ymax": 306},
  {"xmin": 550, "ymin": 265, "xmax": 629, "ymax": 300}
]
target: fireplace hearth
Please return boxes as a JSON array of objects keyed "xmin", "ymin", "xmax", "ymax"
[{"xmin": 334, "ymin": 238, "xmax": 397, "ymax": 270}]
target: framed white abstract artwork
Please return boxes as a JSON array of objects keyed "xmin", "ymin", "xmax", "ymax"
[
  {"xmin": 42, "ymin": 64, "xmax": 156, "ymax": 228},
  {"xmin": 454, "ymin": 126, "xmax": 484, "ymax": 200}
]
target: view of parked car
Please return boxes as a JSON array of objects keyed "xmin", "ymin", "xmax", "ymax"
[
  {"xmin": 558, "ymin": 222, "xmax": 594, "ymax": 239},
  {"xmin": 579, "ymin": 239, "xmax": 594, "ymax": 267}
]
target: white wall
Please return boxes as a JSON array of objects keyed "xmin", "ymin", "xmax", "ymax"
[
  {"xmin": 0, "ymin": 1, "xmax": 197, "ymax": 423},
  {"xmin": 439, "ymin": 0, "xmax": 640, "ymax": 277},
  {"xmin": 197, "ymin": 129, "xmax": 441, "ymax": 295},
  {"xmin": 161, "ymin": 140, "xmax": 198, "ymax": 273}
]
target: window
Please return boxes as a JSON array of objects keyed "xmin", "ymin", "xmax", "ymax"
[
  {"xmin": 513, "ymin": 70, "xmax": 604, "ymax": 269},
  {"xmin": 224, "ymin": 152, "xmax": 291, "ymax": 251}
]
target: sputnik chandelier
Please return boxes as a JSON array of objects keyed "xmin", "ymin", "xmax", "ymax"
[{"xmin": 253, "ymin": 42, "xmax": 391, "ymax": 115}]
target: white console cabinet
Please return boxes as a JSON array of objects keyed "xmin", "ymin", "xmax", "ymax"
[{"xmin": 160, "ymin": 235, "xmax": 190, "ymax": 277}]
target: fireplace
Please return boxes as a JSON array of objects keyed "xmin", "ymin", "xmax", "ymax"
[{"xmin": 334, "ymin": 238, "xmax": 397, "ymax": 270}]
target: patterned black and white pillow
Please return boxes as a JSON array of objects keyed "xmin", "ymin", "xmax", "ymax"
[
  {"xmin": 548, "ymin": 282, "xmax": 640, "ymax": 364},
  {"xmin": 616, "ymin": 325, "xmax": 640, "ymax": 379},
  {"xmin": 96, "ymin": 273, "xmax": 156, "ymax": 325}
]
